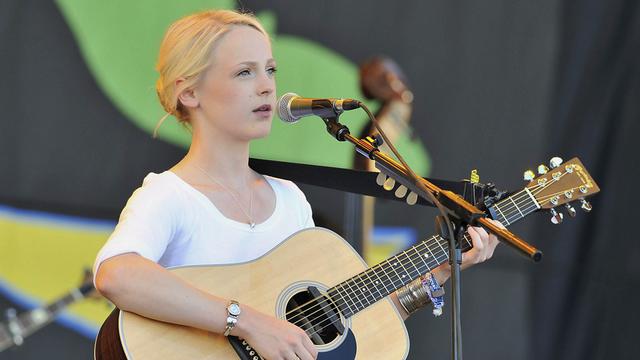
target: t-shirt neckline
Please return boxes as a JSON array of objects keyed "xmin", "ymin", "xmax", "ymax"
[{"xmin": 162, "ymin": 170, "xmax": 281, "ymax": 232}]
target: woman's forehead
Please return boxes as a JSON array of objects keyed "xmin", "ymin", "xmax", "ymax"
[{"xmin": 212, "ymin": 26, "xmax": 273, "ymax": 67}]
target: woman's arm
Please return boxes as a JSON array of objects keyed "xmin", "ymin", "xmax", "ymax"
[{"xmin": 96, "ymin": 253, "xmax": 318, "ymax": 360}]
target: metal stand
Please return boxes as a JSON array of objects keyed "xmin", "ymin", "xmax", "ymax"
[
  {"xmin": 435, "ymin": 216, "xmax": 465, "ymax": 359},
  {"xmin": 319, "ymin": 115, "xmax": 542, "ymax": 360}
]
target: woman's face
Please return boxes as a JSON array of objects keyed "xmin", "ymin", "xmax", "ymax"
[{"xmin": 192, "ymin": 25, "xmax": 276, "ymax": 141}]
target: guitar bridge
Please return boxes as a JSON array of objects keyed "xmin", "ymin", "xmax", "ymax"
[{"xmin": 228, "ymin": 336, "xmax": 264, "ymax": 360}]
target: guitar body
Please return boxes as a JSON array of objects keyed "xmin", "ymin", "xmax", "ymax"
[{"xmin": 95, "ymin": 228, "xmax": 409, "ymax": 359}]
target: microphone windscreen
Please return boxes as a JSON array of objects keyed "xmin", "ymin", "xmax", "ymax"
[{"xmin": 277, "ymin": 92, "xmax": 299, "ymax": 123}]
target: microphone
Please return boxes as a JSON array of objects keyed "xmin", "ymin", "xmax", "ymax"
[{"xmin": 277, "ymin": 93, "xmax": 360, "ymax": 123}]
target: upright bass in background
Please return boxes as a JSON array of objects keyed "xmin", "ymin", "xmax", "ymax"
[{"xmin": 344, "ymin": 56, "xmax": 416, "ymax": 257}]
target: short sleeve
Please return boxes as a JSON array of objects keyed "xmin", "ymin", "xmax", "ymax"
[
  {"xmin": 93, "ymin": 174, "xmax": 179, "ymax": 277},
  {"xmin": 287, "ymin": 180, "xmax": 315, "ymax": 229}
]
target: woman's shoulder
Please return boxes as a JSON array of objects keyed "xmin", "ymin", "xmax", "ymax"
[
  {"xmin": 126, "ymin": 171, "xmax": 190, "ymax": 206},
  {"xmin": 263, "ymin": 175, "xmax": 305, "ymax": 198}
]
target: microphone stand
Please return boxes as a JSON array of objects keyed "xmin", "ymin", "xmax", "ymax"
[{"xmin": 320, "ymin": 115, "xmax": 542, "ymax": 360}]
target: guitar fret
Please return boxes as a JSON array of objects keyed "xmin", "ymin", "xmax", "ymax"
[
  {"xmin": 462, "ymin": 234, "xmax": 473, "ymax": 250},
  {"xmin": 379, "ymin": 259, "xmax": 400, "ymax": 293},
  {"xmin": 396, "ymin": 260, "xmax": 412, "ymax": 283},
  {"xmin": 412, "ymin": 243, "xmax": 430, "ymax": 272},
  {"xmin": 370, "ymin": 264, "xmax": 391, "ymax": 295},
  {"xmin": 345, "ymin": 278, "xmax": 366, "ymax": 311},
  {"xmin": 403, "ymin": 247, "xmax": 422, "ymax": 279},
  {"xmin": 435, "ymin": 238, "xmax": 448, "ymax": 259},
  {"xmin": 362, "ymin": 268, "xmax": 384, "ymax": 300},
  {"xmin": 413, "ymin": 246, "xmax": 430, "ymax": 275},
  {"xmin": 425, "ymin": 242, "xmax": 437, "ymax": 260},
  {"xmin": 493, "ymin": 203, "xmax": 511, "ymax": 225},
  {"xmin": 353, "ymin": 273, "xmax": 374, "ymax": 309},
  {"xmin": 509, "ymin": 197, "xmax": 525, "ymax": 217},
  {"xmin": 524, "ymin": 188, "xmax": 541, "ymax": 209},
  {"xmin": 386, "ymin": 258, "xmax": 404, "ymax": 290},
  {"xmin": 333, "ymin": 282, "xmax": 356, "ymax": 317}
]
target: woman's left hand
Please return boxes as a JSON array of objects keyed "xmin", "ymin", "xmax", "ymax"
[{"xmin": 431, "ymin": 219, "xmax": 503, "ymax": 285}]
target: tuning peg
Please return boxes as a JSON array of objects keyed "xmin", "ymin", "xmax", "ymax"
[
  {"xmin": 564, "ymin": 203, "xmax": 577, "ymax": 217},
  {"xmin": 395, "ymin": 185, "xmax": 408, "ymax": 198},
  {"xmin": 406, "ymin": 192, "xmax": 418, "ymax": 205},
  {"xmin": 383, "ymin": 177, "xmax": 396, "ymax": 191},
  {"xmin": 549, "ymin": 157, "xmax": 563, "ymax": 169},
  {"xmin": 550, "ymin": 207, "xmax": 564, "ymax": 224},
  {"xmin": 376, "ymin": 172, "xmax": 387, "ymax": 186},
  {"xmin": 537, "ymin": 164, "xmax": 549, "ymax": 175},
  {"xmin": 523, "ymin": 170, "xmax": 535, "ymax": 182},
  {"xmin": 580, "ymin": 198, "xmax": 592, "ymax": 212}
]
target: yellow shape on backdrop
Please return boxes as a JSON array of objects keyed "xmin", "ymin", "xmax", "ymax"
[{"xmin": 0, "ymin": 211, "xmax": 113, "ymax": 326}]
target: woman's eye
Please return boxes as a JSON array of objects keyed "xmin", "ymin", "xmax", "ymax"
[
  {"xmin": 267, "ymin": 67, "xmax": 278, "ymax": 75},
  {"xmin": 237, "ymin": 69, "xmax": 251, "ymax": 77}
]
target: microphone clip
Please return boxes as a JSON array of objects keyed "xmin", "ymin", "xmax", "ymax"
[{"xmin": 322, "ymin": 116, "xmax": 351, "ymax": 141}]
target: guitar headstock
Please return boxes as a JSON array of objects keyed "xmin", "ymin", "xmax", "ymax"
[{"xmin": 524, "ymin": 157, "xmax": 600, "ymax": 223}]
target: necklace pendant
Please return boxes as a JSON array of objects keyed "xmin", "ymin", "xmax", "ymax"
[{"xmin": 249, "ymin": 222, "xmax": 256, "ymax": 229}]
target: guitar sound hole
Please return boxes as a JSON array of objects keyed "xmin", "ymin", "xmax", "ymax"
[{"xmin": 285, "ymin": 287, "xmax": 343, "ymax": 345}]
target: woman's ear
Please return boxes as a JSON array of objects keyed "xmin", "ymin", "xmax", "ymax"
[{"xmin": 176, "ymin": 78, "xmax": 199, "ymax": 109}]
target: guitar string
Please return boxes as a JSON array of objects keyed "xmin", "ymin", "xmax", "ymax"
[
  {"xmin": 302, "ymin": 170, "xmax": 588, "ymax": 336},
  {"xmin": 299, "ymin": 198, "xmax": 540, "ymax": 338},
  {"xmin": 297, "ymin": 240, "xmax": 456, "ymax": 338},
  {"xmin": 286, "ymin": 189, "xmax": 539, "ymax": 330},
  {"xmin": 285, "ymin": 183, "xmax": 543, "ymax": 328},
  {"xmin": 285, "ymin": 176, "xmax": 565, "ymax": 333},
  {"xmin": 286, "ymin": 235, "xmax": 469, "ymax": 332},
  {"xmin": 283, "ymin": 182, "xmax": 541, "ymax": 319},
  {"xmin": 490, "ymin": 169, "xmax": 575, "ymax": 215},
  {"xmin": 294, "ymin": 190, "xmax": 543, "ymax": 334},
  {"xmin": 295, "ymin": 200, "xmax": 534, "ymax": 337},
  {"xmin": 534, "ymin": 186, "xmax": 585, "ymax": 203}
]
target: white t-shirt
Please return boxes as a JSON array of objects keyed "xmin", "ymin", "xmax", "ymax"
[{"xmin": 93, "ymin": 171, "xmax": 314, "ymax": 275}]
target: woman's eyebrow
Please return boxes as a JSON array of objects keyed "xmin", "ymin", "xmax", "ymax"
[{"xmin": 235, "ymin": 58, "xmax": 276, "ymax": 67}]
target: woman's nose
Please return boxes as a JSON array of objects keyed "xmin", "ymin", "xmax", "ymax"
[{"xmin": 257, "ymin": 73, "xmax": 275, "ymax": 96}]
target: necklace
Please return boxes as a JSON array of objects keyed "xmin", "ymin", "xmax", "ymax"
[{"xmin": 194, "ymin": 164, "xmax": 256, "ymax": 229}]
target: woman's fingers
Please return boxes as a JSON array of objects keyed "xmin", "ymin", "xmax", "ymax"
[{"xmin": 300, "ymin": 333, "xmax": 318, "ymax": 359}]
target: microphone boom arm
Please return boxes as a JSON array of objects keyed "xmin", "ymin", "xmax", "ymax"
[{"xmin": 322, "ymin": 116, "xmax": 542, "ymax": 262}]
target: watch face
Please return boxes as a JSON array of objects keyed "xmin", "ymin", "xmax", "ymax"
[{"xmin": 229, "ymin": 303, "xmax": 241, "ymax": 316}]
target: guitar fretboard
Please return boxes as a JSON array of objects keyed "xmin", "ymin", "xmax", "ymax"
[{"xmin": 327, "ymin": 188, "xmax": 539, "ymax": 318}]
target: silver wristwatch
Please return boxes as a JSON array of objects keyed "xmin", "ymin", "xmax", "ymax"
[{"xmin": 223, "ymin": 300, "xmax": 241, "ymax": 336}]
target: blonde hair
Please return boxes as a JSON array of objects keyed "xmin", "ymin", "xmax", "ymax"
[{"xmin": 154, "ymin": 10, "xmax": 268, "ymax": 135}]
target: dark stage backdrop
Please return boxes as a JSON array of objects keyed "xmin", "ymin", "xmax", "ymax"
[{"xmin": 0, "ymin": 0, "xmax": 637, "ymax": 359}]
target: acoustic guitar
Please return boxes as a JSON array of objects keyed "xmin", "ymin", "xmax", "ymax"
[{"xmin": 95, "ymin": 157, "xmax": 598, "ymax": 359}]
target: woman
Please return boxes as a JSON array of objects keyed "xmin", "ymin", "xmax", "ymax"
[{"xmin": 94, "ymin": 9, "xmax": 500, "ymax": 360}]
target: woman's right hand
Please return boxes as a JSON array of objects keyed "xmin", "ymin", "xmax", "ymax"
[{"xmin": 234, "ymin": 306, "xmax": 318, "ymax": 360}]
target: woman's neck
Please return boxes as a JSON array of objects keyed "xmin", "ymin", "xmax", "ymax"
[{"xmin": 176, "ymin": 127, "xmax": 254, "ymax": 188}]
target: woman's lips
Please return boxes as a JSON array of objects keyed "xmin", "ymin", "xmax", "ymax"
[
  {"xmin": 253, "ymin": 104, "xmax": 272, "ymax": 112},
  {"xmin": 253, "ymin": 104, "xmax": 273, "ymax": 118}
]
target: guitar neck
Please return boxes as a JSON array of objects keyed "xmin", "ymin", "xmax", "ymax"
[
  {"xmin": 328, "ymin": 188, "xmax": 539, "ymax": 318},
  {"xmin": 0, "ymin": 282, "xmax": 94, "ymax": 347},
  {"xmin": 0, "ymin": 323, "xmax": 13, "ymax": 352}
]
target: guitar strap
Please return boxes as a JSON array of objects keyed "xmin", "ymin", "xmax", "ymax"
[{"xmin": 249, "ymin": 158, "xmax": 469, "ymax": 208}]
